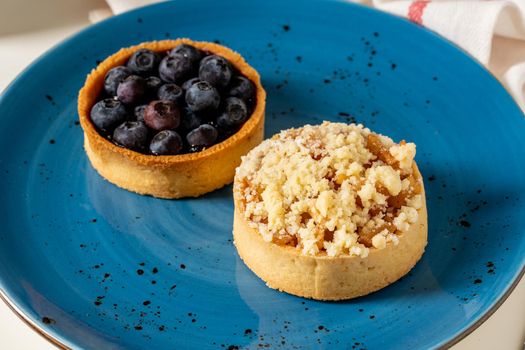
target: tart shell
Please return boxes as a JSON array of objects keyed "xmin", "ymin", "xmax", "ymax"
[
  {"xmin": 233, "ymin": 165, "xmax": 427, "ymax": 301},
  {"xmin": 78, "ymin": 39, "xmax": 266, "ymax": 198}
]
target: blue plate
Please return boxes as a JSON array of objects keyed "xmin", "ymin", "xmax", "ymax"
[{"xmin": 1, "ymin": 1, "xmax": 524, "ymax": 349}]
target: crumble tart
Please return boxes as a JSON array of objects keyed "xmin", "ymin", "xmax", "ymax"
[
  {"xmin": 78, "ymin": 39, "xmax": 266, "ymax": 198},
  {"xmin": 233, "ymin": 121, "xmax": 427, "ymax": 300}
]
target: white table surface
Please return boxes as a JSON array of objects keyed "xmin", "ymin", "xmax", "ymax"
[{"xmin": 0, "ymin": 0, "xmax": 524, "ymax": 349}]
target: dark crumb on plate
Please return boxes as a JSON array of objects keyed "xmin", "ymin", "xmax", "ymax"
[
  {"xmin": 459, "ymin": 220, "xmax": 471, "ymax": 228},
  {"xmin": 94, "ymin": 296, "xmax": 105, "ymax": 306},
  {"xmin": 45, "ymin": 94, "xmax": 56, "ymax": 106},
  {"xmin": 42, "ymin": 316, "xmax": 55, "ymax": 325}
]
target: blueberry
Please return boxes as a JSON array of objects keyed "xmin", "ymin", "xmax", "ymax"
[
  {"xmin": 179, "ymin": 107, "xmax": 202, "ymax": 133},
  {"xmin": 186, "ymin": 124, "xmax": 218, "ymax": 147},
  {"xmin": 104, "ymin": 66, "xmax": 131, "ymax": 96},
  {"xmin": 219, "ymin": 97, "xmax": 248, "ymax": 128},
  {"xmin": 90, "ymin": 98, "xmax": 128, "ymax": 132},
  {"xmin": 149, "ymin": 130, "xmax": 183, "ymax": 155},
  {"xmin": 169, "ymin": 44, "xmax": 202, "ymax": 65},
  {"xmin": 145, "ymin": 76, "xmax": 163, "ymax": 96},
  {"xmin": 113, "ymin": 121, "xmax": 149, "ymax": 151},
  {"xmin": 216, "ymin": 113, "xmax": 230, "ymax": 129},
  {"xmin": 206, "ymin": 120, "xmax": 232, "ymax": 141},
  {"xmin": 157, "ymin": 84, "xmax": 184, "ymax": 104},
  {"xmin": 188, "ymin": 145, "xmax": 205, "ymax": 153},
  {"xmin": 199, "ymin": 55, "xmax": 232, "ymax": 89},
  {"xmin": 117, "ymin": 75, "xmax": 146, "ymax": 104},
  {"xmin": 134, "ymin": 105, "xmax": 147, "ymax": 121},
  {"xmin": 185, "ymin": 81, "xmax": 220, "ymax": 113},
  {"xmin": 144, "ymin": 100, "xmax": 181, "ymax": 131},
  {"xmin": 215, "ymin": 119, "xmax": 237, "ymax": 140},
  {"xmin": 159, "ymin": 54, "xmax": 194, "ymax": 83},
  {"xmin": 181, "ymin": 77, "xmax": 201, "ymax": 91},
  {"xmin": 227, "ymin": 76, "xmax": 255, "ymax": 103},
  {"xmin": 127, "ymin": 49, "xmax": 161, "ymax": 76},
  {"xmin": 206, "ymin": 120, "xmax": 219, "ymax": 129}
]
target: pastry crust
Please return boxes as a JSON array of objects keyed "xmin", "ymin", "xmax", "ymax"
[
  {"xmin": 233, "ymin": 165, "xmax": 427, "ymax": 301},
  {"xmin": 78, "ymin": 39, "xmax": 266, "ymax": 198}
]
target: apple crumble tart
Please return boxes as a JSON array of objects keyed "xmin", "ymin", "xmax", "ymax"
[{"xmin": 233, "ymin": 121, "xmax": 427, "ymax": 300}]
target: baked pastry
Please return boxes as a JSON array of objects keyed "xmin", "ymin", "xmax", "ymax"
[
  {"xmin": 233, "ymin": 122, "xmax": 427, "ymax": 300},
  {"xmin": 78, "ymin": 39, "xmax": 266, "ymax": 198}
]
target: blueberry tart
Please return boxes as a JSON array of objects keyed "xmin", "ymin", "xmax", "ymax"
[
  {"xmin": 233, "ymin": 122, "xmax": 427, "ymax": 300},
  {"xmin": 78, "ymin": 39, "xmax": 266, "ymax": 198}
]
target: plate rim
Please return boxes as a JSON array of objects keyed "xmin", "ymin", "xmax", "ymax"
[{"xmin": 0, "ymin": 0, "xmax": 524, "ymax": 349}]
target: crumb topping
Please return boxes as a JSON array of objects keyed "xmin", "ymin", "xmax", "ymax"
[{"xmin": 234, "ymin": 121, "xmax": 423, "ymax": 257}]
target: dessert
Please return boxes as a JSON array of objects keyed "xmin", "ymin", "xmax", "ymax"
[
  {"xmin": 78, "ymin": 39, "xmax": 266, "ymax": 198},
  {"xmin": 233, "ymin": 122, "xmax": 427, "ymax": 300}
]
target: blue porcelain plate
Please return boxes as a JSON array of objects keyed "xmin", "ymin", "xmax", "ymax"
[{"xmin": 1, "ymin": 1, "xmax": 524, "ymax": 349}]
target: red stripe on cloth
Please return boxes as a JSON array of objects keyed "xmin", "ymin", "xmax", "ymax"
[{"xmin": 408, "ymin": 0, "xmax": 430, "ymax": 25}]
